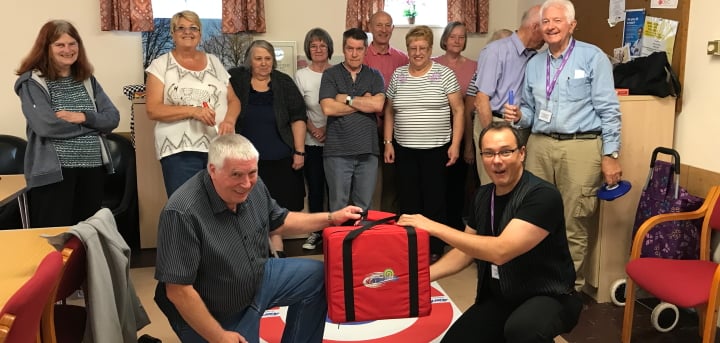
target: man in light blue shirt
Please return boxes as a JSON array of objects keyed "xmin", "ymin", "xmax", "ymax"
[
  {"xmin": 472, "ymin": 5, "xmax": 544, "ymax": 184},
  {"xmin": 503, "ymin": 0, "xmax": 623, "ymax": 291}
]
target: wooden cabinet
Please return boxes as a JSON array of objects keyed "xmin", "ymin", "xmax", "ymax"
[
  {"xmin": 133, "ymin": 100, "xmax": 167, "ymax": 249},
  {"xmin": 583, "ymin": 95, "xmax": 676, "ymax": 303}
]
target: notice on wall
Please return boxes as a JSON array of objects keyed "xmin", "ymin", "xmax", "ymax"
[
  {"xmin": 623, "ymin": 9, "xmax": 646, "ymax": 59},
  {"xmin": 651, "ymin": 0, "xmax": 679, "ymax": 9},
  {"xmin": 641, "ymin": 16, "xmax": 678, "ymax": 63},
  {"xmin": 270, "ymin": 41, "xmax": 297, "ymax": 77}
]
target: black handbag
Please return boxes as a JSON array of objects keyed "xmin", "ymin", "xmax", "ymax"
[{"xmin": 613, "ymin": 51, "xmax": 681, "ymax": 98}]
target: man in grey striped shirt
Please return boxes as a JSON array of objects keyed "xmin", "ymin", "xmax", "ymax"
[{"xmin": 154, "ymin": 134, "xmax": 363, "ymax": 343}]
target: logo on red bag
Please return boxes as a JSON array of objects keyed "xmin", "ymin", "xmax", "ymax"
[{"xmin": 362, "ymin": 268, "xmax": 398, "ymax": 288}]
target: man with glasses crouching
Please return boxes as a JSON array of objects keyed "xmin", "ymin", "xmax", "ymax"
[{"xmin": 397, "ymin": 121, "xmax": 582, "ymax": 342}]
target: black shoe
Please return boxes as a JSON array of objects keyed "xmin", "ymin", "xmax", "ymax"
[{"xmin": 138, "ymin": 334, "xmax": 161, "ymax": 343}]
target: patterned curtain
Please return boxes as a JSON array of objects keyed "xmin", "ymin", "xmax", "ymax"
[
  {"xmin": 346, "ymin": 0, "xmax": 384, "ymax": 31},
  {"xmin": 222, "ymin": 0, "xmax": 266, "ymax": 33},
  {"xmin": 99, "ymin": 0, "xmax": 154, "ymax": 31},
  {"xmin": 448, "ymin": 0, "xmax": 489, "ymax": 34}
]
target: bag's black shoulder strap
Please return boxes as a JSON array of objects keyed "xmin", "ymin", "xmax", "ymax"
[{"xmin": 665, "ymin": 58, "xmax": 681, "ymax": 97}]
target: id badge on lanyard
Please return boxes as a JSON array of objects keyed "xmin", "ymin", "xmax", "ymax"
[
  {"xmin": 490, "ymin": 189, "xmax": 500, "ymax": 279},
  {"xmin": 542, "ymin": 39, "xmax": 576, "ymax": 123}
]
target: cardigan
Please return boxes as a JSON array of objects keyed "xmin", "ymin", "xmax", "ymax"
[{"xmin": 228, "ymin": 66, "xmax": 307, "ymax": 150}]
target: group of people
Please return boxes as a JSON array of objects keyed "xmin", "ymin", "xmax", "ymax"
[{"xmin": 14, "ymin": 0, "xmax": 624, "ymax": 341}]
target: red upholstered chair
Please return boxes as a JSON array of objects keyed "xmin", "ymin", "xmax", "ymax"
[
  {"xmin": 622, "ymin": 185, "xmax": 720, "ymax": 343},
  {"xmin": 40, "ymin": 236, "xmax": 87, "ymax": 343},
  {"xmin": 0, "ymin": 251, "xmax": 63, "ymax": 343}
]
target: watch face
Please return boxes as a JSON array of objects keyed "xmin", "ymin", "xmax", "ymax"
[{"xmin": 611, "ymin": 152, "xmax": 619, "ymax": 159}]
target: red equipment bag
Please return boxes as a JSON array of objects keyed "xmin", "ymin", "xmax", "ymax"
[{"xmin": 323, "ymin": 210, "xmax": 431, "ymax": 323}]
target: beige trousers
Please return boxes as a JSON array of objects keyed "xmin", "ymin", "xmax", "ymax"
[{"xmin": 524, "ymin": 133, "xmax": 603, "ymax": 291}]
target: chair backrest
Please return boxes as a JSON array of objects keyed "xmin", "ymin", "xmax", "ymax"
[
  {"xmin": 709, "ymin": 190, "xmax": 720, "ymax": 232},
  {"xmin": 0, "ymin": 251, "xmax": 63, "ymax": 343},
  {"xmin": 0, "ymin": 135, "xmax": 27, "ymax": 174},
  {"xmin": 55, "ymin": 236, "xmax": 87, "ymax": 301},
  {"xmin": 102, "ymin": 133, "xmax": 135, "ymax": 212},
  {"xmin": 40, "ymin": 236, "xmax": 87, "ymax": 343}
]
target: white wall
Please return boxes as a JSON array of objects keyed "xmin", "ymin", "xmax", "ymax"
[
  {"xmin": 674, "ymin": 1, "xmax": 720, "ymax": 172},
  {"xmin": 4, "ymin": 0, "xmax": 717, "ymax": 174},
  {"xmin": 6, "ymin": 0, "xmax": 145, "ymax": 137}
]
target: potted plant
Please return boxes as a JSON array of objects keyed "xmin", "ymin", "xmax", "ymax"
[{"xmin": 403, "ymin": 0, "xmax": 417, "ymax": 24}]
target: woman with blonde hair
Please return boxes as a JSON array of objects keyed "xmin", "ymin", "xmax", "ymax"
[
  {"xmin": 145, "ymin": 10, "xmax": 241, "ymax": 196},
  {"xmin": 384, "ymin": 25, "xmax": 464, "ymax": 262}
]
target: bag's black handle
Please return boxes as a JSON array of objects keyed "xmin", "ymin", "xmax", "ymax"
[
  {"xmin": 650, "ymin": 147, "xmax": 680, "ymax": 172},
  {"xmin": 648, "ymin": 147, "xmax": 681, "ymax": 199},
  {"xmin": 344, "ymin": 215, "xmax": 398, "ymax": 241},
  {"xmin": 341, "ymin": 215, "xmax": 420, "ymax": 322}
]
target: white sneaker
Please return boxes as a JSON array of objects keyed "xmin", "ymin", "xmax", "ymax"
[{"xmin": 302, "ymin": 233, "xmax": 321, "ymax": 250}]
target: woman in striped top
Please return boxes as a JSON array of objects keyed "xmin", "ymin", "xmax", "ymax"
[{"xmin": 383, "ymin": 25, "xmax": 465, "ymax": 261}]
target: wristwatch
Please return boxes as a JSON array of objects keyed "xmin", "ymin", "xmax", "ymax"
[
  {"xmin": 345, "ymin": 95, "xmax": 354, "ymax": 106},
  {"xmin": 383, "ymin": 139, "xmax": 393, "ymax": 145},
  {"xmin": 293, "ymin": 150, "xmax": 306, "ymax": 156},
  {"xmin": 605, "ymin": 151, "xmax": 619, "ymax": 159}
]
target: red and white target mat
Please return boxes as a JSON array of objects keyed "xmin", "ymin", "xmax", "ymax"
[{"xmin": 259, "ymin": 282, "xmax": 461, "ymax": 343}]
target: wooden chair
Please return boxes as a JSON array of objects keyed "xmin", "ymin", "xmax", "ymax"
[
  {"xmin": 0, "ymin": 251, "xmax": 63, "ymax": 343},
  {"xmin": 40, "ymin": 236, "xmax": 87, "ymax": 343},
  {"xmin": 622, "ymin": 185, "xmax": 720, "ymax": 342}
]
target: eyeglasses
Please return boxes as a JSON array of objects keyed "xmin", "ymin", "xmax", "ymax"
[
  {"xmin": 408, "ymin": 46, "xmax": 430, "ymax": 53},
  {"xmin": 175, "ymin": 26, "xmax": 200, "ymax": 33},
  {"xmin": 480, "ymin": 148, "xmax": 519, "ymax": 159},
  {"xmin": 310, "ymin": 44, "xmax": 328, "ymax": 51}
]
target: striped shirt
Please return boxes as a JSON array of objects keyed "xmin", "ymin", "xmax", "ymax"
[
  {"xmin": 155, "ymin": 170, "xmax": 289, "ymax": 318},
  {"xmin": 319, "ymin": 63, "xmax": 385, "ymax": 157},
  {"xmin": 47, "ymin": 76, "xmax": 101, "ymax": 167},
  {"xmin": 386, "ymin": 62, "xmax": 460, "ymax": 149}
]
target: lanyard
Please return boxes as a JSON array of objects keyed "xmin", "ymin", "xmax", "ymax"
[
  {"xmin": 545, "ymin": 39, "xmax": 576, "ymax": 101},
  {"xmin": 490, "ymin": 187, "xmax": 496, "ymax": 236}
]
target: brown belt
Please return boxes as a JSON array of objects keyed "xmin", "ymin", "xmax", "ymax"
[{"xmin": 542, "ymin": 131, "xmax": 601, "ymax": 140}]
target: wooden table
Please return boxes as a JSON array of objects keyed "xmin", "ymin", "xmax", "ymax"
[
  {"xmin": 0, "ymin": 227, "xmax": 68, "ymax": 307},
  {"xmin": 0, "ymin": 174, "xmax": 29, "ymax": 228}
]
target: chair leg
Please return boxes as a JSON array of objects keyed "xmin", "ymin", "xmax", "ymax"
[
  {"xmin": 701, "ymin": 303, "xmax": 719, "ymax": 343},
  {"xmin": 621, "ymin": 278, "xmax": 638, "ymax": 343}
]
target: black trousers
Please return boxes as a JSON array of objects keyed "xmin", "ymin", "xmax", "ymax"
[
  {"xmin": 394, "ymin": 143, "xmax": 448, "ymax": 255},
  {"xmin": 28, "ymin": 166, "xmax": 105, "ymax": 228},
  {"xmin": 441, "ymin": 292, "xmax": 583, "ymax": 343}
]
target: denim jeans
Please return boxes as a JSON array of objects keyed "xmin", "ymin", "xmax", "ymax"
[
  {"xmin": 159, "ymin": 151, "xmax": 208, "ymax": 197},
  {"xmin": 323, "ymin": 154, "xmax": 378, "ymax": 211},
  {"xmin": 157, "ymin": 258, "xmax": 327, "ymax": 343}
]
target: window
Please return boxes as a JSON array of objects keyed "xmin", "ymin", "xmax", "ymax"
[
  {"xmin": 383, "ymin": 0, "xmax": 447, "ymax": 27},
  {"xmin": 142, "ymin": 0, "xmax": 252, "ymax": 70},
  {"xmin": 152, "ymin": 0, "xmax": 221, "ymax": 19}
]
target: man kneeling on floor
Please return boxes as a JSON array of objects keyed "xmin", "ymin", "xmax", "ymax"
[
  {"xmin": 154, "ymin": 134, "xmax": 363, "ymax": 343},
  {"xmin": 398, "ymin": 121, "xmax": 583, "ymax": 342}
]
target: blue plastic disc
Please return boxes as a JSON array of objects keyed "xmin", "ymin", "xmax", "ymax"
[{"xmin": 597, "ymin": 180, "xmax": 632, "ymax": 201}]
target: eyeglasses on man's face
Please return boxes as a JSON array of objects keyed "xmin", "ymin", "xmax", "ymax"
[
  {"xmin": 175, "ymin": 26, "xmax": 200, "ymax": 33},
  {"xmin": 480, "ymin": 148, "xmax": 519, "ymax": 159}
]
